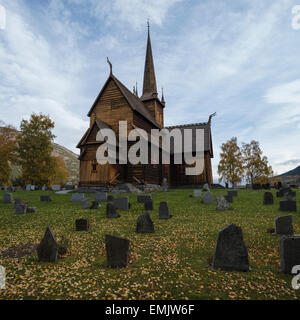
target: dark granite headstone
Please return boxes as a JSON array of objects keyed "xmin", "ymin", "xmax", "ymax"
[
  {"xmin": 159, "ymin": 202, "xmax": 171, "ymax": 220},
  {"xmin": 105, "ymin": 235, "xmax": 130, "ymax": 268},
  {"xmin": 76, "ymin": 219, "xmax": 89, "ymax": 231},
  {"xmin": 90, "ymin": 201, "xmax": 100, "ymax": 210},
  {"xmin": 40, "ymin": 195, "xmax": 51, "ymax": 202},
  {"xmin": 274, "ymin": 215, "xmax": 294, "ymax": 236},
  {"xmin": 14, "ymin": 199, "xmax": 23, "ymax": 208},
  {"xmin": 279, "ymin": 201, "xmax": 297, "ymax": 212},
  {"xmin": 15, "ymin": 204, "xmax": 27, "ymax": 215},
  {"xmin": 144, "ymin": 200, "xmax": 153, "ymax": 211},
  {"xmin": 280, "ymin": 236, "xmax": 300, "ymax": 274},
  {"xmin": 227, "ymin": 190, "xmax": 238, "ymax": 197},
  {"xmin": 136, "ymin": 212, "xmax": 154, "ymax": 233},
  {"xmin": 224, "ymin": 195, "xmax": 233, "ymax": 203},
  {"xmin": 106, "ymin": 203, "xmax": 120, "ymax": 218},
  {"xmin": 212, "ymin": 224, "xmax": 249, "ymax": 272},
  {"xmin": 37, "ymin": 227, "xmax": 58, "ymax": 262},
  {"xmin": 263, "ymin": 192, "xmax": 274, "ymax": 205}
]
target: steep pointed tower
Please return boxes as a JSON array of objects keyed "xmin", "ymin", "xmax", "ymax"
[{"xmin": 141, "ymin": 23, "xmax": 165, "ymax": 127}]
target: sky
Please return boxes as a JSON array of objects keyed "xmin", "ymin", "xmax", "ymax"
[{"xmin": 0, "ymin": 0, "xmax": 300, "ymax": 182}]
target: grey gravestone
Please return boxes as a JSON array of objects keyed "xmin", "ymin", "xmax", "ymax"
[
  {"xmin": 3, "ymin": 193, "xmax": 13, "ymax": 203},
  {"xmin": 26, "ymin": 184, "xmax": 31, "ymax": 191},
  {"xmin": 202, "ymin": 191, "xmax": 213, "ymax": 204},
  {"xmin": 228, "ymin": 190, "xmax": 238, "ymax": 197},
  {"xmin": 193, "ymin": 190, "xmax": 202, "ymax": 198},
  {"xmin": 31, "ymin": 185, "xmax": 35, "ymax": 191},
  {"xmin": 72, "ymin": 193, "xmax": 85, "ymax": 203},
  {"xmin": 144, "ymin": 200, "xmax": 153, "ymax": 211},
  {"xmin": 274, "ymin": 215, "xmax": 294, "ymax": 236},
  {"xmin": 90, "ymin": 201, "xmax": 100, "ymax": 210},
  {"xmin": 284, "ymin": 191, "xmax": 296, "ymax": 201},
  {"xmin": 263, "ymin": 192, "xmax": 274, "ymax": 205},
  {"xmin": 203, "ymin": 183, "xmax": 210, "ymax": 191},
  {"xmin": 212, "ymin": 224, "xmax": 249, "ymax": 272},
  {"xmin": 136, "ymin": 212, "xmax": 154, "ymax": 233},
  {"xmin": 76, "ymin": 219, "xmax": 89, "ymax": 231},
  {"xmin": 279, "ymin": 201, "xmax": 297, "ymax": 212},
  {"xmin": 137, "ymin": 195, "xmax": 152, "ymax": 203},
  {"xmin": 40, "ymin": 195, "xmax": 51, "ymax": 202},
  {"xmin": 162, "ymin": 178, "xmax": 168, "ymax": 192},
  {"xmin": 105, "ymin": 235, "xmax": 130, "ymax": 268},
  {"xmin": 27, "ymin": 207, "xmax": 37, "ymax": 213},
  {"xmin": 280, "ymin": 236, "xmax": 300, "ymax": 274},
  {"xmin": 277, "ymin": 187, "xmax": 291, "ymax": 198},
  {"xmin": 224, "ymin": 195, "xmax": 233, "ymax": 203},
  {"xmin": 42, "ymin": 185, "xmax": 46, "ymax": 191},
  {"xmin": 82, "ymin": 198, "xmax": 91, "ymax": 209},
  {"xmin": 14, "ymin": 199, "xmax": 23, "ymax": 208},
  {"xmin": 106, "ymin": 203, "xmax": 120, "ymax": 218},
  {"xmin": 52, "ymin": 185, "xmax": 61, "ymax": 191},
  {"xmin": 15, "ymin": 204, "xmax": 27, "ymax": 215},
  {"xmin": 216, "ymin": 195, "xmax": 230, "ymax": 211},
  {"xmin": 95, "ymin": 192, "xmax": 107, "ymax": 202},
  {"xmin": 159, "ymin": 202, "xmax": 171, "ymax": 220},
  {"xmin": 37, "ymin": 227, "xmax": 58, "ymax": 262},
  {"xmin": 113, "ymin": 197, "xmax": 129, "ymax": 210}
]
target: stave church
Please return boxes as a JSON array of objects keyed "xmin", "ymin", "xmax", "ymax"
[{"xmin": 77, "ymin": 26, "xmax": 214, "ymax": 187}]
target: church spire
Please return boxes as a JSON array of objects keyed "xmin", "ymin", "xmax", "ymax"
[{"xmin": 142, "ymin": 20, "xmax": 157, "ymax": 99}]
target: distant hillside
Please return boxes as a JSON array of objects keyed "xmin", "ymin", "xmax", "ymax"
[
  {"xmin": 1, "ymin": 127, "xmax": 79, "ymax": 184},
  {"xmin": 280, "ymin": 165, "xmax": 300, "ymax": 177}
]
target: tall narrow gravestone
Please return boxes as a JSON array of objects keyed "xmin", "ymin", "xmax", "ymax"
[
  {"xmin": 212, "ymin": 224, "xmax": 249, "ymax": 272},
  {"xmin": 263, "ymin": 192, "xmax": 274, "ymax": 205},
  {"xmin": 159, "ymin": 202, "xmax": 171, "ymax": 220},
  {"xmin": 37, "ymin": 227, "xmax": 58, "ymax": 262},
  {"xmin": 3, "ymin": 193, "xmax": 13, "ymax": 203},
  {"xmin": 144, "ymin": 200, "xmax": 153, "ymax": 211},
  {"xmin": 136, "ymin": 212, "xmax": 154, "ymax": 233},
  {"xmin": 106, "ymin": 203, "xmax": 120, "ymax": 219},
  {"xmin": 105, "ymin": 235, "xmax": 130, "ymax": 268},
  {"xmin": 274, "ymin": 215, "xmax": 294, "ymax": 236},
  {"xmin": 280, "ymin": 236, "xmax": 300, "ymax": 274}
]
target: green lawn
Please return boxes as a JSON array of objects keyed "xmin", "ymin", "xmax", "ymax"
[{"xmin": 0, "ymin": 189, "xmax": 299, "ymax": 300}]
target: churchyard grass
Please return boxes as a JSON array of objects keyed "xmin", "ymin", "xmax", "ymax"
[{"xmin": 0, "ymin": 189, "xmax": 300, "ymax": 300}]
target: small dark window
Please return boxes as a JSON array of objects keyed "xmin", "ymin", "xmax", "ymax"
[{"xmin": 92, "ymin": 163, "xmax": 97, "ymax": 172}]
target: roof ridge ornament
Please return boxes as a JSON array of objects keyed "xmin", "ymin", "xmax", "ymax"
[{"xmin": 107, "ymin": 57, "xmax": 112, "ymax": 75}]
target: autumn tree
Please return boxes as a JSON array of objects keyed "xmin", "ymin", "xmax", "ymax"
[
  {"xmin": 49, "ymin": 156, "xmax": 70, "ymax": 186},
  {"xmin": 16, "ymin": 113, "xmax": 56, "ymax": 186},
  {"xmin": 218, "ymin": 137, "xmax": 244, "ymax": 186},
  {"xmin": 241, "ymin": 140, "xmax": 273, "ymax": 185},
  {"xmin": 0, "ymin": 121, "xmax": 18, "ymax": 185}
]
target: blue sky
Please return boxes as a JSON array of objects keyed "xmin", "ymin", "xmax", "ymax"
[{"xmin": 0, "ymin": 0, "xmax": 300, "ymax": 181}]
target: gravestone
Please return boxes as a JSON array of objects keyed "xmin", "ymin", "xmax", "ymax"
[
  {"xmin": 42, "ymin": 185, "xmax": 46, "ymax": 191},
  {"xmin": 263, "ymin": 192, "xmax": 274, "ymax": 205},
  {"xmin": 15, "ymin": 204, "xmax": 27, "ymax": 215},
  {"xmin": 105, "ymin": 235, "xmax": 130, "ymax": 268},
  {"xmin": 113, "ymin": 197, "xmax": 129, "ymax": 210},
  {"xmin": 136, "ymin": 212, "xmax": 154, "ymax": 233},
  {"xmin": 108, "ymin": 195, "xmax": 114, "ymax": 202},
  {"xmin": 212, "ymin": 224, "xmax": 249, "ymax": 272},
  {"xmin": 72, "ymin": 193, "xmax": 85, "ymax": 203},
  {"xmin": 14, "ymin": 199, "xmax": 23, "ymax": 208},
  {"xmin": 52, "ymin": 185, "xmax": 61, "ymax": 191},
  {"xmin": 37, "ymin": 227, "xmax": 58, "ymax": 263},
  {"xmin": 144, "ymin": 200, "xmax": 153, "ymax": 211},
  {"xmin": 159, "ymin": 202, "xmax": 171, "ymax": 220},
  {"xmin": 162, "ymin": 178, "xmax": 168, "ymax": 192},
  {"xmin": 26, "ymin": 184, "xmax": 31, "ymax": 191},
  {"xmin": 40, "ymin": 195, "xmax": 51, "ymax": 202},
  {"xmin": 27, "ymin": 207, "xmax": 37, "ymax": 213},
  {"xmin": 202, "ymin": 192, "xmax": 213, "ymax": 204},
  {"xmin": 137, "ymin": 195, "xmax": 152, "ymax": 203},
  {"xmin": 76, "ymin": 219, "xmax": 89, "ymax": 231},
  {"xmin": 95, "ymin": 192, "xmax": 107, "ymax": 202},
  {"xmin": 277, "ymin": 187, "xmax": 291, "ymax": 198},
  {"xmin": 203, "ymin": 183, "xmax": 210, "ymax": 191},
  {"xmin": 31, "ymin": 185, "xmax": 35, "ymax": 191},
  {"xmin": 3, "ymin": 193, "xmax": 13, "ymax": 203},
  {"xmin": 279, "ymin": 201, "xmax": 297, "ymax": 212},
  {"xmin": 274, "ymin": 215, "xmax": 294, "ymax": 236},
  {"xmin": 193, "ymin": 190, "xmax": 202, "ymax": 198},
  {"xmin": 224, "ymin": 195, "xmax": 233, "ymax": 203},
  {"xmin": 280, "ymin": 236, "xmax": 300, "ymax": 274},
  {"xmin": 284, "ymin": 191, "xmax": 296, "ymax": 201},
  {"xmin": 106, "ymin": 203, "xmax": 120, "ymax": 219},
  {"xmin": 82, "ymin": 198, "xmax": 91, "ymax": 209},
  {"xmin": 216, "ymin": 195, "xmax": 230, "ymax": 211},
  {"xmin": 90, "ymin": 201, "xmax": 100, "ymax": 210},
  {"xmin": 228, "ymin": 190, "xmax": 238, "ymax": 197}
]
